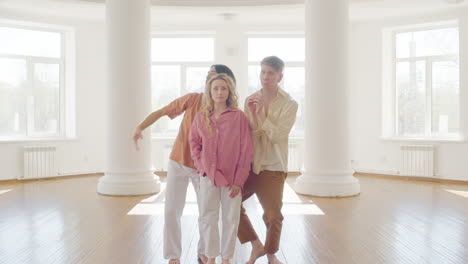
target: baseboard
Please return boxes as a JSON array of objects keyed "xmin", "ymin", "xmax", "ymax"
[
  {"xmin": 0, "ymin": 173, "xmax": 103, "ymax": 184},
  {"xmin": 355, "ymin": 172, "xmax": 468, "ymax": 185},
  {"xmin": 354, "ymin": 168, "xmax": 400, "ymax": 176}
]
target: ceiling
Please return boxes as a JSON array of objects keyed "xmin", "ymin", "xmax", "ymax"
[{"xmin": 0, "ymin": 0, "xmax": 466, "ymax": 23}]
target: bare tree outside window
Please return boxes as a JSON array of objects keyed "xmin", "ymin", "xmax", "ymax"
[{"xmin": 394, "ymin": 26, "xmax": 459, "ymax": 138}]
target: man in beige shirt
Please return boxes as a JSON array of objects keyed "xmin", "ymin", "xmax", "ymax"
[{"xmin": 237, "ymin": 56, "xmax": 298, "ymax": 264}]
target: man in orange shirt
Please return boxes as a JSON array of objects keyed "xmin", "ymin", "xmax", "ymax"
[{"xmin": 133, "ymin": 65, "xmax": 235, "ymax": 264}]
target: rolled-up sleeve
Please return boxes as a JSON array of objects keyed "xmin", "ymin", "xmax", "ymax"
[
  {"xmin": 189, "ymin": 114, "xmax": 203, "ymax": 172},
  {"xmin": 259, "ymin": 100, "xmax": 298, "ymax": 144},
  {"xmin": 163, "ymin": 93, "xmax": 197, "ymax": 120}
]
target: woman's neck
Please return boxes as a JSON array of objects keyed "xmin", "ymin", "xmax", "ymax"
[{"xmin": 213, "ymin": 102, "xmax": 227, "ymax": 113}]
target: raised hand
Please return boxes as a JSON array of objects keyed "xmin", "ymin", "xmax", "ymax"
[{"xmin": 246, "ymin": 96, "xmax": 258, "ymax": 114}]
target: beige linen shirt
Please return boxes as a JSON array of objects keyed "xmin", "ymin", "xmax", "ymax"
[{"xmin": 244, "ymin": 88, "xmax": 298, "ymax": 174}]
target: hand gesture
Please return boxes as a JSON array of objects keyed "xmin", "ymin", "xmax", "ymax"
[
  {"xmin": 133, "ymin": 128, "xmax": 143, "ymax": 151},
  {"xmin": 228, "ymin": 184, "xmax": 241, "ymax": 198},
  {"xmin": 247, "ymin": 95, "xmax": 264, "ymax": 114}
]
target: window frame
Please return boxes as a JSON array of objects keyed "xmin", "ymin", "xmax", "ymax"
[
  {"xmin": 0, "ymin": 23, "xmax": 67, "ymax": 141},
  {"xmin": 150, "ymin": 35, "xmax": 215, "ymax": 137},
  {"xmin": 383, "ymin": 22, "xmax": 461, "ymax": 141}
]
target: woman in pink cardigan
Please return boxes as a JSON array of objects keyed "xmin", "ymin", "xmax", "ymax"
[{"xmin": 189, "ymin": 73, "xmax": 253, "ymax": 264}]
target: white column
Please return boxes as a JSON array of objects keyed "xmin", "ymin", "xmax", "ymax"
[
  {"xmin": 294, "ymin": 0, "xmax": 360, "ymax": 197},
  {"xmin": 98, "ymin": 0, "xmax": 160, "ymax": 195}
]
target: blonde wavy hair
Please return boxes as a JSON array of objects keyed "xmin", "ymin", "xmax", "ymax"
[{"xmin": 200, "ymin": 73, "xmax": 238, "ymax": 133}]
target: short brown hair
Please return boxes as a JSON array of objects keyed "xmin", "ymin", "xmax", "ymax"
[{"xmin": 261, "ymin": 56, "xmax": 285, "ymax": 73}]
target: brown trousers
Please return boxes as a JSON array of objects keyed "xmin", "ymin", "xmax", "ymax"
[{"xmin": 237, "ymin": 170, "xmax": 287, "ymax": 254}]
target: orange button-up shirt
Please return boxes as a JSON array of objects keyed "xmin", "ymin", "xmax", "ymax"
[{"xmin": 163, "ymin": 93, "xmax": 203, "ymax": 169}]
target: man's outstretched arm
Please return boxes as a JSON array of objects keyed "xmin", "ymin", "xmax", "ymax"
[{"xmin": 133, "ymin": 108, "xmax": 166, "ymax": 149}]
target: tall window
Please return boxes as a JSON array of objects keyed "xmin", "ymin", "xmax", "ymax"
[
  {"xmin": 393, "ymin": 25, "xmax": 459, "ymax": 138},
  {"xmin": 151, "ymin": 37, "xmax": 214, "ymax": 136},
  {"xmin": 0, "ymin": 26, "xmax": 64, "ymax": 139},
  {"xmin": 247, "ymin": 37, "xmax": 305, "ymax": 137}
]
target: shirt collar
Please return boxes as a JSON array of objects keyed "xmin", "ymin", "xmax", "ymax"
[
  {"xmin": 209, "ymin": 106, "xmax": 237, "ymax": 117},
  {"xmin": 259, "ymin": 86, "xmax": 287, "ymax": 99}
]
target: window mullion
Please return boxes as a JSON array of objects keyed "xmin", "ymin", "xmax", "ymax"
[
  {"xmin": 59, "ymin": 60, "xmax": 64, "ymax": 137},
  {"xmin": 391, "ymin": 32, "xmax": 398, "ymax": 136},
  {"xmin": 426, "ymin": 59, "xmax": 433, "ymax": 137},
  {"xmin": 26, "ymin": 60, "xmax": 34, "ymax": 136},
  {"xmin": 181, "ymin": 64, "xmax": 187, "ymax": 96},
  {"xmin": 393, "ymin": 58, "xmax": 398, "ymax": 136}
]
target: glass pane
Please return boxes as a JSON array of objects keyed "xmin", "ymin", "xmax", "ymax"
[
  {"xmin": 32, "ymin": 63, "xmax": 60, "ymax": 136},
  {"xmin": 247, "ymin": 65, "xmax": 261, "ymax": 95},
  {"xmin": 0, "ymin": 58, "xmax": 27, "ymax": 137},
  {"xmin": 432, "ymin": 60, "xmax": 459, "ymax": 135},
  {"xmin": 396, "ymin": 27, "xmax": 458, "ymax": 58},
  {"xmin": 0, "ymin": 27, "xmax": 61, "ymax": 58},
  {"xmin": 283, "ymin": 67, "xmax": 305, "ymax": 134},
  {"xmin": 151, "ymin": 38, "xmax": 214, "ymax": 62},
  {"xmin": 186, "ymin": 66, "xmax": 208, "ymax": 93},
  {"xmin": 151, "ymin": 65, "xmax": 181, "ymax": 135},
  {"xmin": 396, "ymin": 61, "xmax": 426, "ymax": 136},
  {"xmin": 248, "ymin": 38, "xmax": 305, "ymax": 62}
]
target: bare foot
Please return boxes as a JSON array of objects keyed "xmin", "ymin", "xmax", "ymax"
[
  {"xmin": 206, "ymin": 258, "xmax": 216, "ymax": 264},
  {"xmin": 198, "ymin": 254, "xmax": 208, "ymax": 264},
  {"xmin": 245, "ymin": 239, "xmax": 266, "ymax": 264},
  {"xmin": 168, "ymin": 259, "xmax": 180, "ymax": 264},
  {"xmin": 222, "ymin": 259, "xmax": 231, "ymax": 264},
  {"xmin": 266, "ymin": 254, "xmax": 283, "ymax": 264}
]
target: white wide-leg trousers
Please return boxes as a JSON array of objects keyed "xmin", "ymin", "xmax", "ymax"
[
  {"xmin": 199, "ymin": 175, "xmax": 242, "ymax": 260},
  {"xmin": 163, "ymin": 160, "xmax": 204, "ymax": 259}
]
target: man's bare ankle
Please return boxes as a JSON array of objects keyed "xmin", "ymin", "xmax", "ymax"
[{"xmin": 266, "ymin": 254, "xmax": 283, "ymax": 264}]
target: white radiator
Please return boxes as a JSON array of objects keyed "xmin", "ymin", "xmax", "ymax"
[
  {"xmin": 22, "ymin": 146, "xmax": 58, "ymax": 179},
  {"xmin": 400, "ymin": 145, "xmax": 434, "ymax": 177},
  {"xmin": 288, "ymin": 141, "xmax": 303, "ymax": 172}
]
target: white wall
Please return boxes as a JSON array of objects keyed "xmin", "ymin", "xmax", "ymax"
[{"xmin": 349, "ymin": 7, "xmax": 468, "ymax": 181}]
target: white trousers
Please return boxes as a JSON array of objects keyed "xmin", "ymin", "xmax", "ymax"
[
  {"xmin": 163, "ymin": 160, "xmax": 204, "ymax": 259},
  {"xmin": 199, "ymin": 175, "xmax": 242, "ymax": 260}
]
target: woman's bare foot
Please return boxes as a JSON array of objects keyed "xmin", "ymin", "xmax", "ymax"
[
  {"xmin": 266, "ymin": 253, "xmax": 283, "ymax": 264},
  {"xmin": 222, "ymin": 259, "xmax": 231, "ymax": 264},
  {"xmin": 168, "ymin": 259, "xmax": 180, "ymax": 264},
  {"xmin": 245, "ymin": 239, "xmax": 266, "ymax": 264},
  {"xmin": 206, "ymin": 257, "xmax": 216, "ymax": 264}
]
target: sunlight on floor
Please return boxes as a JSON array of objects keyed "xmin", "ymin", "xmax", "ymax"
[
  {"xmin": 140, "ymin": 183, "xmax": 166, "ymax": 203},
  {"xmin": 281, "ymin": 182, "xmax": 324, "ymax": 215},
  {"xmin": 127, "ymin": 178, "xmax": 324, "ymax": 216},
  {"xmin": 0, "ymin": 189, "xmax": 12, "ymax": 195},
  {"xmin": 445, "ymin": 189, "xmax": 468, "ymax": 198},
  {"xmin": 127, "ymin": 181, "xmax": 200, "ymax": 215}
]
